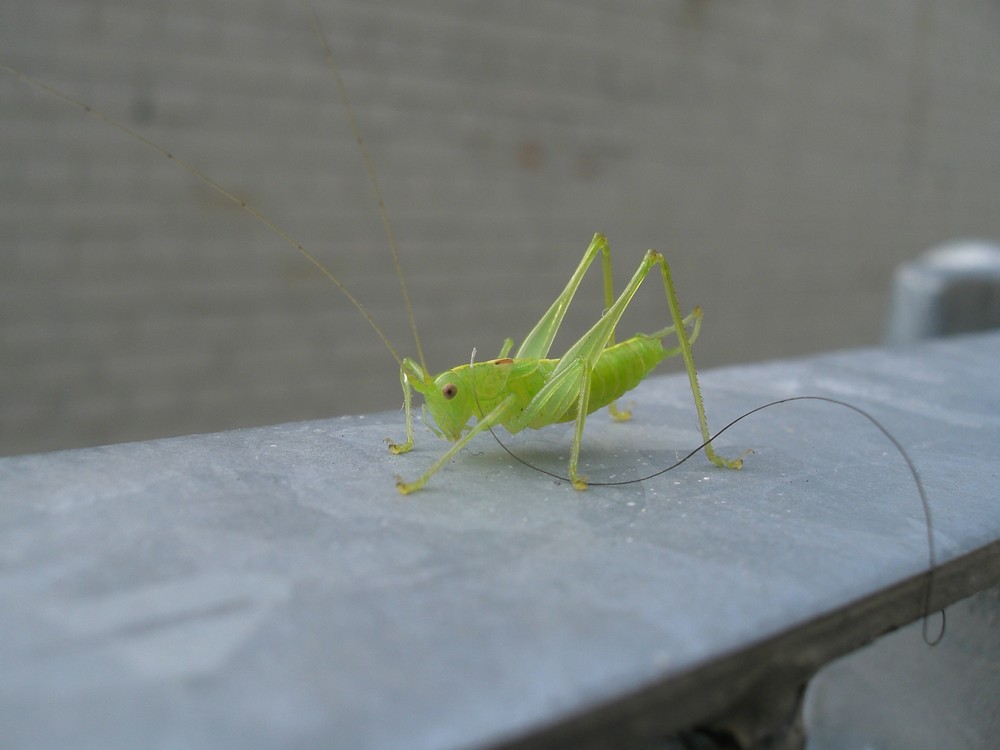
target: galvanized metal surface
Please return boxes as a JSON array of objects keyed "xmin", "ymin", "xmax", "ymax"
[{"xmin": 2, "ymin": 333, "xmax": 999, "ymax": 749}]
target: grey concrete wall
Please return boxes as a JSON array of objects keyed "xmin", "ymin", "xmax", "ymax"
[{"xmin": 3, "ymin": 0, "xmax": 1000, "ymax": 456}]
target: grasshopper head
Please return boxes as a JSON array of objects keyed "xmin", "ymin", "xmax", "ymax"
[{"xmin": 403, "ymin": 359, "xmax": 475, "ymax": 442}]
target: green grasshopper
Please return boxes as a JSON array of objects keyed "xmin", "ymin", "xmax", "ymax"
[
  {"xmin": 387, "ymin": 232, "xmax": 744, "ymax": 493},
  {"xmin": 2, "ymin": 11, "xmax": 747, "ymax": 495}
]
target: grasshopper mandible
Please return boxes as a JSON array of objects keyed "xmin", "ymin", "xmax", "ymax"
[{"xmin": 1, "ymin": 6, "xmax": 746, "ymax": 494}]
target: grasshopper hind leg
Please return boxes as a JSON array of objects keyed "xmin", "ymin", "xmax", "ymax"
[
  {"xmin": 570, "ymin": 247, "xmax": 745, "ymax": 480},
  {"xmin": 654, "ymin": 253, "xmax": 744, "ymax": 470},
  {"xmin": 512, "ymin": 242, "xmax": 744, "ymax": 490}
]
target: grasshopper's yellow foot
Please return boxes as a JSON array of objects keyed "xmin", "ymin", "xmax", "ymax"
[
  {"xmin": 706, "ymin": 446, "xmax": 753, "ymax": 470},
  {"xmin": 717, "ymin": 448, "xmax": 754, "ymax": 470},
  {"xmin": 394, "ymin": 475, "xmax": 417, "ymax": 495},
  {"xmin": 609, "ymin": 402, "xmax": 633, "ymax": 422},
  {"xmin": 571, "ymin": 475, "xmax": 589, "ymax": 491},
  {"xmin": 385, "ymin": 437, "xmax": 412, "ymax": 455}
]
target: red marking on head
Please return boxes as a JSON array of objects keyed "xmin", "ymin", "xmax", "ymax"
[{"xmin": 492, "ymin": 358, "xmax": 514, "ymax": 365}]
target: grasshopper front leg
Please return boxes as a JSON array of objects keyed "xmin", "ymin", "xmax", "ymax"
[
  {"xmin": 395, "ymin": 395, "xmax": 518, "ymax": 494},
  {"xmin": 386, "ymin": 357, "xmax": 432, "ymax": 455}
]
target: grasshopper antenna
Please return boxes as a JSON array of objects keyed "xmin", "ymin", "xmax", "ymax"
[
  {"xmin": 304, "ymin": 0, "xmax": 427, "ymax": 377},
  {"xmin": 480, "ymin": 394, "xmax": 945, "ymax": 645}
]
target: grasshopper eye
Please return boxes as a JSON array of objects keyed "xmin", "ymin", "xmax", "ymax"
[{"xmin": 442, "ymin": 383, "xmax": 458, "ymax": 400}]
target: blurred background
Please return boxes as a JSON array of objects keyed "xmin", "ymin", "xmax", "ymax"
[{"xmin": 3, "ymin": 0, "xmax": 1000, "ymax": 457}]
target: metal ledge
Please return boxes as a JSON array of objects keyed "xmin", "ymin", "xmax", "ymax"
[{"xmin": 2, "ymin": 332, "xmax": 999, "ymax": 749}]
